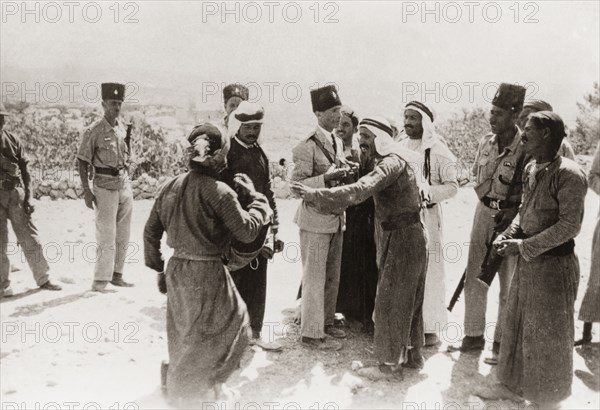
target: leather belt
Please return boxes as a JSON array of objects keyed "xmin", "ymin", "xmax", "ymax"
[
  {"xmin": 172, "ymin": 249, "xmax": 222, "ymax": 261},
  {"xmin": 481, "ymin": 196, "xmax": 519, "ymax": 210},
  {"xmin": 380, "ymin": 212, "xmax": 421, "ymax": 231},
  {"xmin": 543, "ymin": 239, "xmax": 575, "ymax": 256},
  {"xmin": 95, "ymin": 167, "xmax": 126, "ymax": 177},
  {"xmin": 521, "ymin": 235, "xmax": 575, "ymax": 257}
]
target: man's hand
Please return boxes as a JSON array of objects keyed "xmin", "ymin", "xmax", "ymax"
[
  {"xmin": 289, "ymin": 181, "xmax": 315, "ymax": 199},
  {"xmin": 495, "ymin": 239, "xmax": 522, "ymax": 256},
  {"xmin": 492, "ymin": 234, "xmax": 507, "ymax": 248},
  {"xmin": 274, "ymin": 238, "xmax": 284, "ymax": 253},
  {"xmin": 271, "ymin": 227, "xmax": 284, "ymax": 253},
  {"xmin": 260, "ymin": 245, "xmax": 275, "ymax": 260},
  {"xmin": 22, "ymin": 195, "xmax": 35, "ymax": 215},
  {"xmin": 323, "ymin": 165, "xmax": 349, "ymax": 183},
  {"xmin": 83, "ymin": 189, "xmax": 96, "ymax": 210},
  {"xmin": 157, "ymin": 272, "xmax": 167, "ymax": 295},
  {"xmin": 233, "ymin": 173, "xmax": 256, "ymax": 196}
]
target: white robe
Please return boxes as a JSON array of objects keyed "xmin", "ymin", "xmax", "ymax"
[{"xmin": 399, "ymin": 126, "xmax": 458, "ymax": 334}]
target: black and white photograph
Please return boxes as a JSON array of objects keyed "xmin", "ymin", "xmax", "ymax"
[{"xmin": 1, "ymin": 0, "xmax": 599, "ymax": 408}]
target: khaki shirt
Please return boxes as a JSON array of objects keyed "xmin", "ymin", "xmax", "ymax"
[
  {"xmin": 77, "ymin": 118, "xmax": 129, "ymax": 190},
  {"xmin": 472, "ymin": 128, "xmax": 528, "ymax": 204},
  {"xmin": 291, "ymin": 126, "xmax": 346, "ymax": 233},
  {"xmin": 0, "ymin": 130, "xmax": 27, "ymax": 186}
]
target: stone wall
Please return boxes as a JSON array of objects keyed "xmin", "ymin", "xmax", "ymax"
[{"xmin": 32, "ymin": 173, "xmax": 292, "ymax": 200}]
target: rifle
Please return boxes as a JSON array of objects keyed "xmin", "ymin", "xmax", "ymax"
[
  {"xmin": 125, "ymin": 122, "xmax": 133, "ymax": 155},
  {"xmin": 125, "ymin": 122, "xmax": 133, "ymax": 175},
  {"xmin": 447, "ymin": 268, "xmax": 466, "ymax": 312},
  {"xmin": 475, "ymin": 139, "xmax": 528, "ymax": 287},
  {"xmin": 477, "ymin": 223, "xmax": 505, "ymax": 287}
]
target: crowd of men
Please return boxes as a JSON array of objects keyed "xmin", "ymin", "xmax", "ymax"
[{"xmin": 0, "ymin": 80, "xmax": 599, "ymax": 409}]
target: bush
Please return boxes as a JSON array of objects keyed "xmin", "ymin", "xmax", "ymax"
[
  {"xmin": 437, "ymin": 106, "xmax": 490, "ymax": 171},
  {"xmin": 128, "ymin": 119, "xmax": 188, "ymax": 179},
  {"xmin": 5, "ymin": 111, "xmax": 189, "ymax": 181},
  {"xmin": 5, "ymin": 112, "xmax": 81, "ymax": 175},
  {"xmin": 571, "ymin": 82, "xmax": 600, "ymax": 155}
]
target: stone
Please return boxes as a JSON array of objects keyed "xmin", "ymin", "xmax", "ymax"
[
  {"xmin": 140, "ymin": 192, "xmax": 155, "ymax": 199},
  {"xmin": 49, "ymin": 190, "xmax": 60, "ymax": 199},
  {"xmin": 65, "ymin": 188, "xmax": 78, "ymax": 199}
]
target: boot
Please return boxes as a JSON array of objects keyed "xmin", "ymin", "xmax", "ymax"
[
  {"xmin": 39, "ymin": 280, "xmax": 62, "ymax": 291},
  {"xmin": 111, "ymin": 272, "xmax": 134, "ymax": 287}
]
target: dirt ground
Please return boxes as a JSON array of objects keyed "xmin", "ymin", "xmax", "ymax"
[{"xmin": 1, "ymin": 187, "xmax": 599, "ymax": 410}]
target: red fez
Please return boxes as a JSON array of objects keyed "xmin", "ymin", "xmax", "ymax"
[
  {"xmin": 311, "ymin": 85, "xmax": 342, "ymax": 113},
  {"xmin": 223, "ymin": 84, "xmax": 249, "ymax": 104},
  {"xmin": 492, "ymin": 83, "xmax": 526, "ymax": 113},
  {"xmin": 101, "ymin": 83, "xmax": 125, "ymax": 101}
]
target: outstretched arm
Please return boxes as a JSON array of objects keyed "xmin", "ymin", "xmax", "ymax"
[{"xmin": 292, "ymin": 156, "xmax": 403, "ymax": 214}]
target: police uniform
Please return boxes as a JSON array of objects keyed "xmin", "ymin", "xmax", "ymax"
[
  {"xmin": 77, "ymin": 83, "xmax": 133, "ymax": 286},
  {"xmin": 1, "ymin": 103, "xmax": 61, "ymax": 294},
  {"xmin": 291, "ymin": 85, "xmax": 346, "ymax": 342},
  {"xmin": 460, "ymin": 83, "xmax": 527, "ymax": 352}
]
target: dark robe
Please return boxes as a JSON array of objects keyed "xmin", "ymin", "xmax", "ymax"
[
  {"xmin": 221, "ymin": 138, "xmax": 279, "ymax": 338},
  {"xmin": 497, "ymin": 157, "xmax": 587, "ymax": 403},
  {"xmin": 336, "ymin": 146, "xmax": 378, "ymax": 331},
  {"xmin": 143, "ymin": 170, "xmax": 271, "ymax": 406},
  {"xmin": 305, "ymin": 154, "xmax": 427, "ymax": 363}
]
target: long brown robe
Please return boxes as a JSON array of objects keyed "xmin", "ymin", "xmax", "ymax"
[
  {"xmin": 305, "ymin": 154, "xmax": 427, "ymax": 363},
  {"xmin": 143, "ymin": 170, "xmax": 272, "ymax": 406},
  {"xmin": 497, "ymin": 157, "xmax": 587, "ymax": 403}
]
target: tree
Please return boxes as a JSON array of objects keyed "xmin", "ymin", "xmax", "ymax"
[
  {"xmin": 571, "ymin": 82, "xmax": 600, "ymax": 155},
  {"xmin": 437, "ymin": 106, "xmax": 489, "ymax": 181}
]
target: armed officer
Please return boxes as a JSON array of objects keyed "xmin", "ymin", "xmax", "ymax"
[
  {"xmin": 1, "ymin": 102, "xmax": 62, "ymax": 297},
  {"xmin": 77, "ymin": 83, "xmax": 134, "ymax": 292},
  {"xmin": 450, "ymin": 83, "xmax": 527, "ymax": 364}
]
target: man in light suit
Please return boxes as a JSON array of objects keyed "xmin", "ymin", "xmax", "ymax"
[{"xmin": 292, "ymin": 85, "xmax": 352, "ymax": 351}]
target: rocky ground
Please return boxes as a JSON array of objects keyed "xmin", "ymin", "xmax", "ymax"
[{"xmin": 1, "ymin": 187, "xmax": 599, "ymax": 409}]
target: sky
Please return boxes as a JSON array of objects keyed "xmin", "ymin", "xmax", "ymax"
[{"xmin": 1, "ymin": 0, "xmax": 599, "ymax": 125}]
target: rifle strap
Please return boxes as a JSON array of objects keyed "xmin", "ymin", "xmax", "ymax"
[
  {"xmin": 503, "ymin": 147, "xmax": 528, "ymax": 204},
  {"xmin": 309, "ymin": 134, "xmax": 336, "ymax": 165},
  {"xmin": 424, "ymin": 148, "xmax": 432, "ymax": 184}
]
